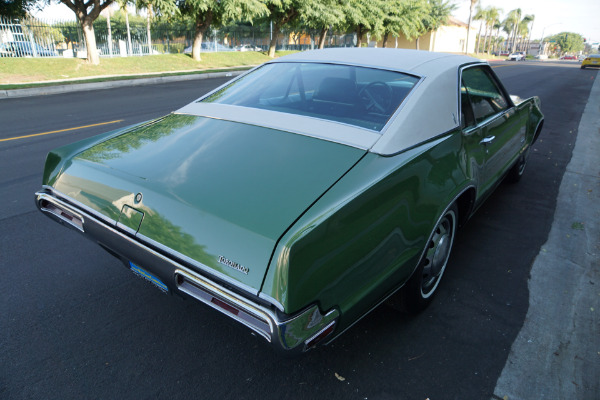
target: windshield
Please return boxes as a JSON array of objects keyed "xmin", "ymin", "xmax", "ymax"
[{"xmin": 201, "ymin": 62, "xmax": 419, "ymax": 131}]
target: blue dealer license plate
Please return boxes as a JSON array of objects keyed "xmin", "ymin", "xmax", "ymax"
[{"xmin": 129, "ymin": 261, "xmax": 168, "ymax": 293}]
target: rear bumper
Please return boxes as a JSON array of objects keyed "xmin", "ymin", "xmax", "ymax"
[{"xmin": 35, "ymin": 188, "xmax": 339, "ymax": 353}]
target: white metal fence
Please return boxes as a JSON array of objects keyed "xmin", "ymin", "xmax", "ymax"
[{"xmin": 1, "ymin": 15, "xmax": 358, "ymax": 58}]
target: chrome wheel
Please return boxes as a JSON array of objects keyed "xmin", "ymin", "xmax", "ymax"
[
  {"xmin": 399, "ymin": 204, "xmax": 458, "ymax": 314},
  {"xmin": 508, "ymin": 147, "xmax": 530, "ymax": 183},
  {"xmin": 420, "ymin": 208, "xmax": 456, "ymax": 298}
]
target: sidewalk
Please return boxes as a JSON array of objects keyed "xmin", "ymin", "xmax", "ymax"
[{"xmin": 492, "ymin": 72, "xmax": 600, "ymax": 399}]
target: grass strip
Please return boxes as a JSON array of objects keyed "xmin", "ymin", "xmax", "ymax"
[
  {"xmin": 0, "ymin": 51, "xmax": 298, "ymax": 88},
  {"xmin": 0, "ymin": 67, "xmax": 252, "ymax": 90}
]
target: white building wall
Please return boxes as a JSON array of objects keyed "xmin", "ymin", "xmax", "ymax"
[{"xmin": 430, "ymin": 25, "xmax": 476, "ymax": 53}]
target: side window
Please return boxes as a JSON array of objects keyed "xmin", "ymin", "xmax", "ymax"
[{"xmin": 461, "ymin": 67, "xmax": 509, "ymax": 123}]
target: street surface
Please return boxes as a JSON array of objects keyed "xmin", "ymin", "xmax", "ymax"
[{"xmin": 0, "ymin": 61, "xmax": 597, "ymax": 399}]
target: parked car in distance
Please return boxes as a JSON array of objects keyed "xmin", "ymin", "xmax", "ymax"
[
  {"xmin": 498, "ymin": 51, "xmax": 510, "ymax": 57},
  {"xmin": 535, "ymin": 54, "xmax": 548, "ymax": 60},
  {"xmin": 0, "ymin": 43, "xmax": 11, "ymax": 57},
  {"xmin": 0, "ymin": 41, "xmax": 57, "ymax": 57},
  {"xmin": 184, "ymin": 43, "xmax": 233, "ymax": 53},
  {"xmin": 508, "ymin": 51, "xmax": 526, "ymax": 61},
  {"xmin": 560, "ymin": 55, "xmax": 577, "ymax": 60},
  {"xmin": 581, "ymin": 54, "xmax": 600, "ymax": 69},
  {"xmin": 235, "ymin": 44, "xmax": 262, "ymax": 52},
  {"xmin": 35, "ymin": 48, "xmax": 544, "ymax": 354}
]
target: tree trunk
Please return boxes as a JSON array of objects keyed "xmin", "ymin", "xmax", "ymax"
[
  {"xmin": 416, "ymin": 36, "xmax": 420, "ymax": 50},
  {"xmin": 192, "ymin": 10, "xmax": 213, "ymax": 61},
  {"xmin": 382, "ymin": 32, "xmax": 388, "ymax": 48},
  {"xmin": 125, "ymin": 6, "xmax": 132, "ymax": 56},
  {"xmin": 82, "ymin": 17, "xmax": 100, "ymax": 65},
  {"xmin": 482, "ymin": 23, "xmax": 489, "ymax": 53},
  {"xmin": 268, "ymin": 21, "xmax": 281, "ymax": 57},
  {"xmin": 146, "ymin": 4, "xmax": 152, "ymax": 55},
  {"xmin": 318, "ymin": 28, "xmax": 327, "ymax": 49},
  {"xmin": 465, "ymin": 1, "xmax": 475, "ymax": 54},
  {"xmin": 476, "ymin": 21, "xmax": 483, "ymax": 53},
  {"xmin": 106, "ymin": 12, "xmax": 112, "ymax": 57},
  {"xmin": 355, "ymin": 25, "xmax": 363, "ymax": 47}
]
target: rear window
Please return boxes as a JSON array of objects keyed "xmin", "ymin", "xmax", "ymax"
[{"xmin": 201, "ymin": 62, "xmax": 419, "ymax": 131}]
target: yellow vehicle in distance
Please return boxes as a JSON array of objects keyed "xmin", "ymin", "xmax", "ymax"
[{"xmin": 581, "ymin": 54, "xmax": 600, "ymax": 69}]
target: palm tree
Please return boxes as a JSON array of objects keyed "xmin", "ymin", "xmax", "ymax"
[
  {"xmin": 465, "ymin": 0, "xmax": 478, "ymax": 54},
  {"xmin": 520, "ymin": 14, "xmax": 534, "ymax": 53},
  {"xmin": 504, "ymin": 8, "xmax": 521, "ymax": 53},
  {"xmin": 473, "ymin": 5, "xmax": 486, "ymax": 53},
  {"xmin": 483, "ymin": 6, "xmax": 501, "ymax": 54},
  {"xmin": 117, "ymin": 0, "xmax": 133, "ymax": 55},
  {"xmin": 492, "ymin": 21, "xmax": 502, "ymax": 53}
]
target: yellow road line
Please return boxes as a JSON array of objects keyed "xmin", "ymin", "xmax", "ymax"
[{"xmin": 1, "ymin": 119, "xmax": 124, "ymax": 142}]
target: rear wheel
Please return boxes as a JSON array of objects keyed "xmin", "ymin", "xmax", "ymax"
[
  {"xmin": 400, "ymin": 204, "xmax": 458, "ymax": 314},
  {"xmin": 508, "ymin": 147, "xmax": 530, "ymax": 183}
]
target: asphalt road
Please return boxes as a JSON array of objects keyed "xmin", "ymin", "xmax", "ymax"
[{"xmin": 0, "ymin": 62, "xmax": 597, "ymax": 400}]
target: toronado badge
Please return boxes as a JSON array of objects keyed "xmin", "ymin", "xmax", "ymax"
[{"xmin": 218, "ymin": 255, "xmax": 249, "ymax": 275}]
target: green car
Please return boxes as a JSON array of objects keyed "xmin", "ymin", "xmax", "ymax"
[{"xmin": 35, "ymin": 49, "xmax": 543, "ymax": 353}]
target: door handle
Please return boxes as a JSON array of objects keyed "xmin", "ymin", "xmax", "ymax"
[{"xmin": 480, "ymin": 136, "xmax": 495, "ymax": 145}]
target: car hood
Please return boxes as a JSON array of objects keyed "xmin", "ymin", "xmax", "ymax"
[{"xmin": 50, "ymin": 114, "xmax": 366, "ymax": 292}]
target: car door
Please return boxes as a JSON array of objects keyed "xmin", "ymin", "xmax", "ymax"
[{"xmin": 460, "ymin": 65, "xmax": 522, "ymax": 198}]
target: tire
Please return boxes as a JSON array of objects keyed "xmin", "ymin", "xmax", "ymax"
[
  {"xmin": 581, "ymin": 66, "xmax": 586, "ymax": 69},
  {"xmin": 400, "ymin": 203, "xmax": 458, "ymax": 314},
  {"xmin": 508, "ymin": 147, "xmax": 530, "ymax": 183}
]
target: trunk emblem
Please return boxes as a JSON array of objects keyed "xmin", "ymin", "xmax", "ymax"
[{"xmin": 218, "ymin": 255, "xmax": 249, "ymax": 275}]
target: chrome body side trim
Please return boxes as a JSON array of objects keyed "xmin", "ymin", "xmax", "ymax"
[{"xmin": 35, "ymin": 189, "xmax": 339, "ymax": 352}]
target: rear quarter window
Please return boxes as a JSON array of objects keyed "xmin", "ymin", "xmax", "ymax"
[{"xmin": 201, "ymin": 63, "xmax": 420, "ymax": 132}]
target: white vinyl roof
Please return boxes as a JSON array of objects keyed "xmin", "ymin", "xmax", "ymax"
[
  {"xmin": 271, "ymin": 48, "xmax": 479, "ymax": 76},
  {"xmin": 177, "ymin": 48, "xmax": 484, "ymax": 155}
]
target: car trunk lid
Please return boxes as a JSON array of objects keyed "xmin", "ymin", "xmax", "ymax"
[{"xmin": 51, "ymin": 114, "xmax": 366, "ymax": 292}]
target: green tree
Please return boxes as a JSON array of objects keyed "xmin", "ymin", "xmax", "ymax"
[
  {"xmin": 115, "ymin": 1, "xmax": 134, "ymax": 55},
  {"xmin": 483, "ymin": 6, "xmax": 501, "ymax": 54},
  {"xmin": 503, "ymin": 8, "xmax": 521, "ymax": 53},
  {"xmin": 300, "ymin": 0, "xmax": 344, "ymax": 49},
  {"xmin": 59, "ymin": 0, "xmax": 114, "ymax": 65},
  {"xmin": 342, "ymin": 0, "xmax": 385, "ymax": 48},
  {"xmin": 547, "ymin": 32, "xmax": 584, "ymax": 55},
  {"xmin": 180, "ymin": 0, "xmax": 268, "ymax": 61},
  {"xmin": 473, "ymin": 5, "xmax": 485, "ymax": 53},
  {"xmin": 381, "ymin": 0, "xmax": 429, "ymax": 48},
  {"xmin": 136, "ymin": 0, "xmax": 179, "ymax": 55},
  {"xmin": 263, "ymin": 0, "xmax": 307, "ymax": 57},
  {"xmin": 517, "ymin": 14, "xmax": 533, "ymax": 52},
  {"xmin": 0, "ymin": 0, "xmax": 42, "ymax": 18}
]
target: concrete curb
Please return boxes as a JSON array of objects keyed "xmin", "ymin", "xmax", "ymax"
[
  {"xmin": 0, "ymin": 70, "xmax": 247, "ymax": 100},
  {"xmin": 492, "ymin": 72, "xmax": 600, "ymax": 399}
]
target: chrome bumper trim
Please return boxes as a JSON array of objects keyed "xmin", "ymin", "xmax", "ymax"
[
  {"xmin": 35, "ymin": 189, "xmax": 339, "ymax": 352},
  {"xmin": 38, "ymin": 185, "xmax": 258, "ymax": 297}
]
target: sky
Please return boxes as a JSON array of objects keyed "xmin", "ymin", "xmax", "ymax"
[
  {"xmin": 453, "ymin": 0, "xmax": 600, "ymax": 44},
  {"xmin": 35, "ymin": 0, "xmax": 600, "ymax": 44}
]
